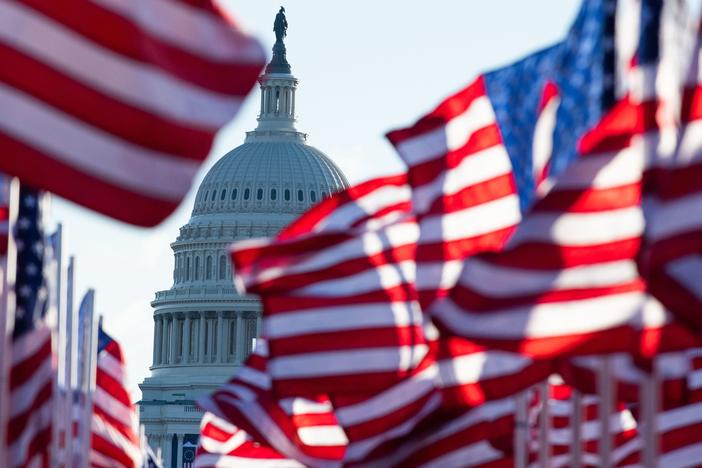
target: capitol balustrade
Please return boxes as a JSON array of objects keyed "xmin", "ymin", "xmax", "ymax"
[{"xmin": 153, "ymin": 286, "xmax": 259, "ymax": 302}]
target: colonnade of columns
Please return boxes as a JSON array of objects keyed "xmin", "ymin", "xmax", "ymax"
[
  {"xmin": 260, "ymin": 84, "xmax": 296, "ymax": 119},
  {"xmin": 152, "ymin": 311, "xmax": 261, "ymax": 367}
]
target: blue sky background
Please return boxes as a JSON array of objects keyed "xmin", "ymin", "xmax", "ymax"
[{"xmin": 51, "ymin": 1, "xmax": 591, "ymax": 398}]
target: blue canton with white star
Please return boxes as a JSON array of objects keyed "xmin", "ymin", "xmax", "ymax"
[
  {"xmin": 13, "ymin": 187, "xmax": 48, "ymax": 338},
  {"xmin": 483, "ymin": 0, "xmax": 617, "ymax": 212}
]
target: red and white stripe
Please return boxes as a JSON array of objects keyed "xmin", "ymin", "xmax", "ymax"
[
  {"xmin": 386, "ymin": 76, "xmax": 521, "ymax": 308},
  {"xmin": 0, "ymin": 0, "xmax": 265, "ymax": 226},
  {"xmin": 528, "ymin": 378, "xmax": 640, "ymax": 468},
  {"xmin": 231, "ymin": 174, "xmax": 431, "ymax": 396},
  {"xmin": 198, "ymin": 340, "xmax": 347, "ymax": 468},
  {"xmin": 356, "ymin": 397, "xmax": 516, "ymax": 468},
  {"xmin": 6, "ymin": 325, "xmax": 53, "ymax": 468},
  {"xmin": 643, "ymin": 29, "xmax": 702, "ymax": 335},
  {"xmin": 196, "ymin": 412, "xmax": 304, "ymax": 468},
  {"xmin": 654, "ymin": 349, "xmax": 702, "ymax": 466},
  {"xmin": 430, "ymin": 91, "xmax": 702, "ymax": 359},
  {"xmin": 91, "ymin": 333, "xmax": 141, "ymax": 468}
]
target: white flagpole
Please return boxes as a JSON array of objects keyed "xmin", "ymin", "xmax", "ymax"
[
  {"xmin": 64, "ymin": 256, "xmax": 77, "ymax": 467},
  {"xmin": 641, "ymin": 359, "xmax": 659, "ymax": 468},
  {"xmin": 0, "ymin": 177, "xmax": 19, "ymax": 468},
  {"xmin": 514, "ymin": 390, "xmax": 528, "ymax": 468},
  {"xmin": 50, "ymin": 223, "xmax": 67, "ymax": 467},
  {"xmin": 598, "ymin": 356, "xmax": 614, "ymax": 468},
  {"xmin": 570, "ymin": 388, "xmax": 583, "ymax": 468},
  {"xmin": 538, "ymin": 381, "xmax": 550, "ymax": 468},
  {"xmin": 81, "ymin": 289, "xmax": 98, "ymax": 468}
]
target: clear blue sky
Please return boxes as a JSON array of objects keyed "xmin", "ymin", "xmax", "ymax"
[{"xmin": 52, "ymin": 1, "xmax": 586, "ymax": 399}]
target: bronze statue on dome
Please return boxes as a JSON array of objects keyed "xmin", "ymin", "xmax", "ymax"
[{"xmin": 274, "ymin": 7, "xmax": 287, "ymax": 43}]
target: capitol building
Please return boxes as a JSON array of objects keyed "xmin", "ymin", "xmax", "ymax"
[{"xmin": 138, "ymin": 12, "xmax": 348, "ymax": 467}]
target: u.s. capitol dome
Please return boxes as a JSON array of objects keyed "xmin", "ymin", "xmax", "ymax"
[{"xmin": 138, "ymin": 11, "xmax": 348, "ymax": 464}]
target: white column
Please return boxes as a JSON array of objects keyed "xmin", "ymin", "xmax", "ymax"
[
  {"xmin": 183, "ymin": 314, "xmax": 191, "ymax": 364},
  {"xmin": 161, "ymin": 316, "xmax": 170, "ymax": 364},
  {"xmin": 169, "ymin": 316, "xmax": 178, "ymax": 364},
  {"xmin": 153, "ymin": 316, "xmax": 162, "ymax": 365},
  {"xmin": 176, "ymin": 433, "xmax": 184, "ymax": 468},
  {"xmin": 259, "ymin": 88, "xmax": 265, "ymax": 116},
  {"xmin": 256, "ymin": 314, "xmax": 262, "ymax": 337},
  {"xmin": 162, "ymin": 434, "xmax": 172, "ymax": 468},
  {"xmin": 207, "ymin": 317, "xmax": 215, "ymax": 362},
  {"xmin": 198, "ymin": 313, "xmax": 206, "ymax": 364},
  {"xmin": 235, "ymin": 313, "xmax": 243, "ymax": 363},
  {"xmin": 217, "ymin": 312, "xmax": 225, "ymax": 363},
  {"xmin": 291, "ymin": 87, "xmax": 296, "ymax": 117}
]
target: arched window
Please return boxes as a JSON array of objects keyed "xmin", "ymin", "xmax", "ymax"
[
  {"xmin": 284, "ymin": 189, "xmax": 291, "ymax": 201},
  {"xmin": 194, "ymin": 256, "xmax": 200, "ymax": 280},
  {"xmin": 219, "ymin": 255, "xmax": 227, "ymax": 280},
  {"xmin": 257, "ymin": 188, "xmax": 263, "ymax": 200},
  {"xmin": 310, "ymin": 191, "xmax": 317, "ymax": 202},
  {"xmin": 244, "ymin": 188, "xmax": 250, "ymax": 200},
  {"xmin": 271, "ymin": 189, "xmax": 277, "ymax": 201},
  {"xmin": 297, "ymin": 189, "xmax": 304, "ymax": 202},
  {"xmin": 203, "ymin": 191, "xmax": 209, "ymax": 202},
  {"xmin": 220, "ymin": 189, "xmax": 226, "ymax": 201},
  {"xmin": 210, "ymin": 190, "xmax": 216, "ymax": 201},
  {"xmin": 206, "ymin": 256, "xmax": 212, "ymax": 280},
  {"xmin": 186, "ymin": 257, "xmax": 191, "ymax": 281},
  {"xmin": 231, "ymin": 188, "xmax": 238, "ymax": 200}
]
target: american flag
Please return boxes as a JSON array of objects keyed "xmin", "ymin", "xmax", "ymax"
[
  {"xmin": 0, "ymin": 0, "xmax": 265, "ymax": 226},
  {"xmin": 196, "ymin": 412, "xmax": 304, "ymax": 468},
  {"xmin": 231, "ymin": 174, "xmax": 427, "ymax": 396},
  {"xmin": 197, "ymin": 339, "xmax": 347, "ymax": 467},
  {"xmin": 386, "ymin": 0, "xmax": 618, "ymax": 311},
  {"xmin": 90, "ymin": 324, "xmax": 142, "ymax": 467},
  {"xmin": 425, "ymin": 0, "xmax": 702, "ymax": 362},
  {"xmin": 6, "ymin": 186, "xmax": 53, "ymax": 467},
  {"xmin": 224, "ymin": 174, "xmax": 549, "ymax": 465},
  {"xmin": 527, "ymin": 378, "xmax": 641, "ymax": 467}
]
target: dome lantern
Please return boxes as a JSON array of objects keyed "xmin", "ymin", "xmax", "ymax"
[{"xmin": 250, "ymin": 7, "xmax": 303, "ymax": 141}]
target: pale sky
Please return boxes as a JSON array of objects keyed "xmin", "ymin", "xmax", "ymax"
[{"xmin": 51, "ymin": 1, "xmax": 587, "ymax": 399}]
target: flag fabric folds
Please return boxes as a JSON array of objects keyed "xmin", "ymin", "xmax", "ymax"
[
  {"xmin": 197, "ymin": 339, "xmax": 347, "ymax": 467},
  {"xmin": 231, "ymin": 174, "xmax": 427, "ymax": 396},
  {"xmin": 199, "ymin": 1, "xmax": 702, "ymax": 466},
  {"xmin": 91, "ymin": 324, "xmax": 142, "ymax": 467},
  {"xmin": 385, "ymin": 0, "xmax": 618, "ymax": 310},
  {"xmin": 0, "ymin": 0, "xmax": 265, "ymax": 226},
  {"xmin": 6, "ymin": 187, "xmax": 53, "ymax": 467},
  {"xmin": 196, "ymin": 412, "xmax": 304, "ymax": 468}
]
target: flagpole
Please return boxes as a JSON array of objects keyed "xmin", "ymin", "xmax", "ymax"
[
  {"xmin": 570, "ymin": 388, "xmax": 583, "ymax": 468},
  {"xmin": 640, "ymin": 359, "xmax": 659, "ymax": 468},
  {"xmin": 514, "ymin": 390, "xmax": 528, "ymax": 468},
  {"xmin": 598, "ymin": 356, "xmax": 614, "ymax": 468},
  {"xmin": 538, "ymin": 381, "xmax": 550, "ymax": 468},
  {"xmin": 64, "ymin": 256, "xmax": 77, "ymax": 467},
  {"xmin": 81, "ymin": 289, "xmax": 98, "ymax": 468},
  {"xmin": 50, "ymin": 223, "xmax": 67, "ymax": 467},
  {"xmin": 0, "ymin": 177, "xmax": 19, "ymax": 468}
]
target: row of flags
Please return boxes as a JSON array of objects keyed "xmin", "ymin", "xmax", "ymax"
[
  {"xmin": 0, "ymin": 178, "xmax": 159, "ymax": 467},
  {"xmin": 0, "ymin": 0, "xmax": 267, "ymax": 466},
  {"xmin": 3, "ymin": 0, "xmax": 702, "ymax": 465},
  {"xmin": 193, "ymin": 0, "xmax": 702, "ymax": 467}
]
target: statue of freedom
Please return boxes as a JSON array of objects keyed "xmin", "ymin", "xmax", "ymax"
[{"xmin": 274, "ymin": 7, "xmax": 288, "ymax": 43}]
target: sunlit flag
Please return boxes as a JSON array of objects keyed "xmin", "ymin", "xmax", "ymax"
[{"xmin": 0, "ymin": 1, "xmax": 265, "ymax": 226}]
